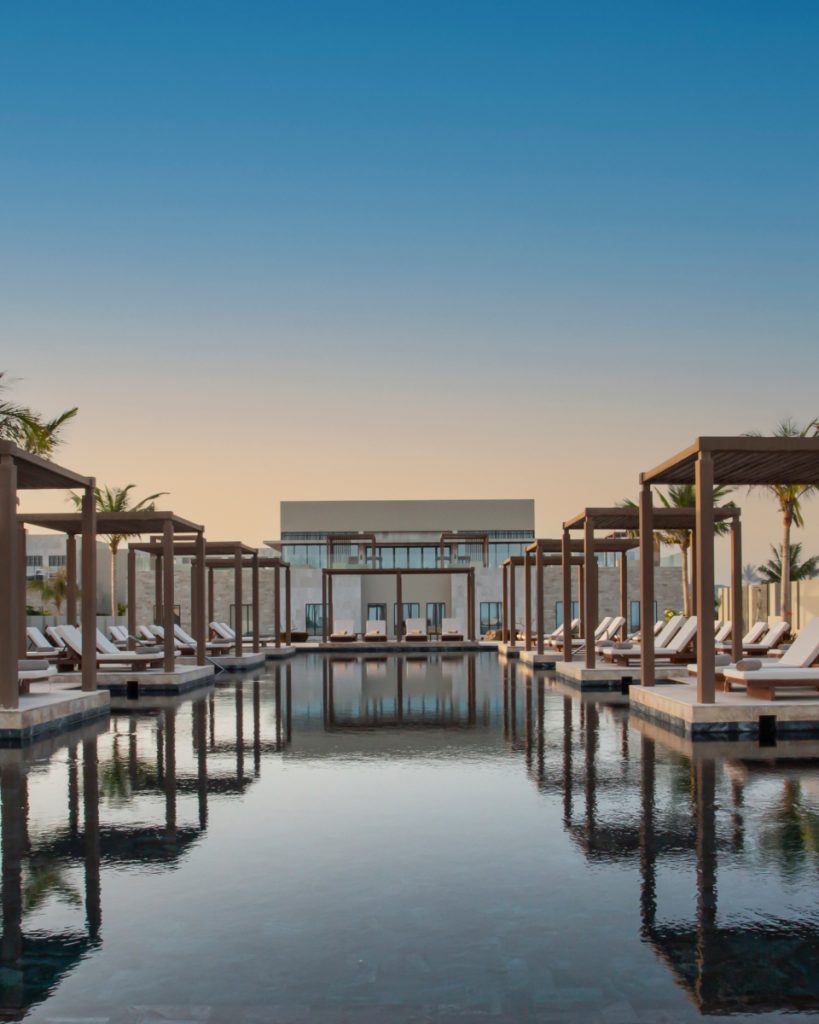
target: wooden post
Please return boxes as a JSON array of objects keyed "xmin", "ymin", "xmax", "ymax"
[
  {"xmin": 154, "ymin": 554, "xmax": 163, "ymax": 625},
  {"xmin": 536, "ymin": 544, "xmax": 544, "ymax": 655},
  {"xmin": 234, "ymin": 547, "xmax": 243, "ymax": 657},
  {"xmin": 578, "ymin": 565, "xmax": 585, "ymax": 640},
  {"xmin": 0, "ymin": 456, "xmax": 19, "ymax": 708},
  {"xmin": 127, "ymin": 547, "xmax": 137, "ymax": 650},
  {"xmin": 584, "ymin": 516, "xmax": 597, "ymax": 669},
  {"xmin": 252, "ymin": 554, "xmax": 260, "ymax": 654},
  {"xmin": 619, "ymin": 548, "xmax": 628, "ymax": 641},
  {"xmin": 561, "ymin": 530, "xmax": 573, "ymax": 663},
  {"xmin": 321, "ymin": 571, "xmax": 327, "ymax": 642},
  {"xmin": 696, "ymin": 453, "xmax": 716, "ymax": 704},
  {"xmin": 207, "ymin": 566, "xmax": 214, "ymax": 629},
  {"xmin": 195, "ymin": 533, "xmax": 206, "ymax": 666},
  {"xmin": 274, "ymin": 564, "xmax": 281, "ymax": 648},
  {"xmin": 80, "ymin": 484, "xmax": 97, "ymax": 692},
  {"xmin": 690, "ymin": 530, "xmax": 698, "ymax": 616},
  {"xmin": 285, "ymin": 565, "xmax": 292, "ymax": 644},
  {"xmin": 66, "ymin": 532, "xmax": 78, "ymax": 624},
  {"xmin": 731, "ymin": 515, "xmax": 743, "ymax": 665},
  {"xmin": 162, "ymin": 519, "xmax": 175, "ymax": 673},
  {"xmin": 17, "ymin": 524, "xmax": 26, "ymax": 655},
  {"xmin": 396, "ymin": 571, "xmax": 403, "ymax": 639},
  {"xmin": 501, "ymin": 563, "xmax": 508, "ymax": 642},
  {"xmin": 639, "ymin": 481, "xmax": 655, "ymax": 688},
  {"xmin": 327, "ymin": 572, "xmax": 334, "ymax": 640},
  {"xmin": 468, "ymin": 569, "xmax": 475, "ymax": 641},
  {"xmin": 524, "ymin": 550, "xmax": 532, "ymax": 651},
  {"xmin": 509, "ymin": 561, "xmax": 516, "ymax": 648}
]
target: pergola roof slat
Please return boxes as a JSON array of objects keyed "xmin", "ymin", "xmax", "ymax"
[{"xmin": 641, "ymin": 436, "xmax": 819, "ymax": 485}]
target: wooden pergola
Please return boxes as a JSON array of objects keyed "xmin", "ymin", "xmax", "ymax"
[
  {"xmin": 20, "ymin": 511, "xmax": 205, "ymax": 674},
  {"xmin": 640, "ymin": 436, "xmax": 819, "ymax": 701},
  {"xmin": 320, "ymin": 566, "xmax": 477, "ymax": 641},
  {"xmin": 1, "ymin": 443, "xmax": 97, "ymax": 705},
  {"xmin": 326, "ymin": 532, "xmax": 378, "ymax": 568},
  {"xmin": 134, "ymin": 540, "xmax": 258, "ymax": 658},
  {"xmin": 204, "ymin": 553, "xmax": 292, "ymax": 649},
  {"xmin": 562, "ymin": 506, "xmax": 739, "ymax": 670},
  {"xmin": 500, "ymin": 554, "xmax": 584, "ymax": 648},
  {"xmin": 513, "ymin": 538, "xmax": 641, "ymax": 660}
]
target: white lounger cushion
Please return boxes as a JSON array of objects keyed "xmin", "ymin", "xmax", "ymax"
[
  {"xmin": 405, "ymin": 618, "xmax": 427, "ymax": 635},
  {"xmin": 714, "ymin": 621, "xmax": 732, "ymax": 643},
  {"xmin": 741, "ymin": 620, "xmax": 790, "ymax": 652},
  {"xmin": 27, "ymin": 626, "xmax": 59, "ymax": 652},
  {"xmin": 364, "ymin": 619, "xmax": 387, "ymax": 637},
  {"xmin": 721, "ymin": 619, "xmax": 819, "ymax": 683},
  {"xmin": 442, "ymin": 618, "xmax": 463, "ymax": 636},
  {"xmin": 331, "ymin": 620, "xmax": 355, "ymax": 637},
  {"xmin": 210, "ymin": 621, "xmax": 234, "ymax": 640}
]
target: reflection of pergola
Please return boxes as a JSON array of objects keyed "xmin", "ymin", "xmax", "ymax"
[
  {"xmin": 639, "ymin": 436, "xmax": 819, "ymax": 699},
  {"xmin": 500, "ymin": 554, "xmax": 583, "ymax": 647},
  {"xmin": 505, "ymin": 538, "xmax": 639, "ymax": 658},
  {"xmin": 1, "ymin": 443, "xmax": 97, "ymax": 702},
  {"xmin": 21, "ymin": 510, "xmax": 205, "ymax": 673},
  {"xmin": 562, "ymin": 506, "xmax": 739, "ymax": 669},
  {"xmin": 0, "ymin": 733, "xmax": 101, "ymax": 1018},
  {"xmin": 322, "ymin": 656, "xmax": 477, "ymax": 728},
  {"xmin": 320, "ymin": 566, "xmax": 477, "ymax": 641}
]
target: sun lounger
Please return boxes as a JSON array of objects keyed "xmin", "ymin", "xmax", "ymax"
[
  {"xmin": 404, "ymin": 617, "xmax": 428, "ymax": 642},
  {"xmin": 441, "ymin": 618, "xmax": 464, "ymax": 641},
  {"xmin": 719, "ymin": 619, "xmax": 819, "ymax": 699},
  {"xmin": 714, "ymin": 621, "xmax": 732, "ymax": 643},
  {"xmin": 330, "ymin": 620, "xmax": 357, "ymax": 643},
  {"xmin": 546, "ymin": 619, "xmax": 580, "ymax": 648},
  {"xmin": 363, "ymin": 619, "xmax": 387, "ymax": 642},
  {"xmin": 603, "ymin": 616, "xmax": 696, "ymax": 665},
  {"xmin": 736, "ymin": 620, "xmax": 790, "ymax": 655},
  {"xmin": 716, "ymin": 620, "xmax": 767, "ymax": 653},
  {"xmin": 211, "ymin": 621, "xmax": 279, "ymax": 646},
  {"xmin": 26, "ymin": 626, "xmax": 63, "ymax": 659},
  {"xmin": 52, "ymin": 624, "xmax": 165, "ymax": 670},
  {"xmin": 171, "ymin": 623, "xmax": 232, "ymax": 653},
  {"xmin": 18, "ymin": 657, "xmax": 56, "ymax": 693}
]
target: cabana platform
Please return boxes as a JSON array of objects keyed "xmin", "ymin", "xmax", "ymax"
[
  {"xmin": 497, "ymin": 642, "xmax": 520, "ymax": 658},
  {"xmin": 518, "ymin": 656, "xmax": 681, "ymax": 689},
  {"xmin": 314, "ymin": 640, "xmax": 494, "ymax": 654},
  {"xmin": 630, "ymin": 678, "xmax": 819, "ymax": 739},
  {"xmin": 263, "ymin": 645, "xmax": 296, "ymax": 660},
  {"xmin": 55, "ymin": 663, "xmax": 217, "ymax": 697},
  {"xmin": 0, "ymin": 689, "xmax": 109, "ymax": 745},
  {"xmin": 632, "ymin": 710, "xmax": 819, "ymax": 759},
  {"xmin": 208, "ymin": 650, "xmax": 267, "ymax": 672}
]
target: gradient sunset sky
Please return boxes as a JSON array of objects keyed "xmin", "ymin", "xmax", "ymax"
[{"xmin": 4, "ymin": 2, "xmax": 818, "ymax": 580}]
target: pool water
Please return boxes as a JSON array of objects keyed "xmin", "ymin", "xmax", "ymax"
[{"xmin": 4, "ymin": 653, "xmax": 819, "ymax": 1022}]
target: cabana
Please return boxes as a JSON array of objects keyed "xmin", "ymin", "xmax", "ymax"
[
  {"xmin": 638, "ymin": 436, "xmax": 819, "ymax": 704},
  {"xmin": 0, "ymin": 443, "xmax": 100, "ymax": 717},
  {"xmin": 20, "ymin": 511, "xmax": 206, "ymax": 675},
  {"xmin": 562, "ymin": 507, "xmax": 739, "ymax": 670},
  {"xmin": 204, "ymin": 553, "xmax": 293, "ymax": 655},
  {"xmin": 500, "ymin": 553, "xmax": 584, "ymax": 653},
  {"xmin": 513, "ymin": 538, "xmax": 640, "ymax": 660},
  {"xmin": 320, "ymin": 566, "xmax": 477, "ymax": 644}
]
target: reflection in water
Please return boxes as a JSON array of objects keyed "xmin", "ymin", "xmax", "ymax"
[
  {"xmin": 0, "ymin": 665, "xmax": 290, "ymax": 1021},
  {"xmin": 4, "ymin": 656, "xmax": 819, "ymax": 1020}
]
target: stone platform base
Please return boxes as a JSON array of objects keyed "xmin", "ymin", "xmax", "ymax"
[
  {"xmin": 545, "ymin": 674, "xmax": 629, "ymax": 706},
  {"xmin": 630, "ymin": 681, "xmax": 819, "ymax": 739},
  {"xmin": 263, "ymin": 645, "xmax": 296, "ymax": 660},
  {"xmin": 315, "ymin": 641, "xmax": 493, "ymax": 654},
  {"xmin": 209, "ymin": 651, "xmax": 267, "ymax": 672},
  {"xmin": 0, "ymin": 690, "xmax": 110, "ymax": 745},
  {"xmin": 554, "ymin": 661, "xmax": 681, "ymax": 692},
  {"xmin": 519, "ymin": 649, "xmax": 562, "ymax": 669},
  {"xmin": 57, "ymin": 664, "xmax": 217, "ymax": 696},
  {"xmin": 497, "ymin": 643, "xmax": 521, "ymax": 658}
]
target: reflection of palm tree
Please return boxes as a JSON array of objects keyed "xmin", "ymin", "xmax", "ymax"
[
  {"xmin": 99, "ymin": 735, "xmax": 158, "ymax": 803},
  {"xmin": 758, "ymin": 779, "xmax": 819, "ymax": 877},
  {"xmin": 23, "ymin": 861, "xmax": 82, "ymax": 911}
]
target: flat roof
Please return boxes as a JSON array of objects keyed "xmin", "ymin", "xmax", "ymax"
[
  {"xmin": 20, "ymin": 510, "xmax": 203, "ymax": 535},
  {"xmin": 0, "ymin": 441, "xmax": 93, "ymax": 490},
  {"xmin": 641, "ymin": 436, "xmax": 819, "ymax": 486},
  {"xmin": 280, "ymin": 498, "xmax": 535, "ymax": 533},
  {"xmin": 562, "ymin": 506, "xmax": 738, "ymax": 531}
]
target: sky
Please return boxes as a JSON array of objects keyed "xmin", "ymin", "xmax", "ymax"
[{"xmin": 3, "ymin": 1, "xmax": 818, "ymax": 581}]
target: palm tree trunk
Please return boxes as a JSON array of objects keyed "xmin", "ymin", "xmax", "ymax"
[
  {"xmin": 680, "ymin": 541, "xmax": 690, "ymax": 617},
  {"xmin": 782, "ymin": 511, "xmax": 792, "ymax": 624}
]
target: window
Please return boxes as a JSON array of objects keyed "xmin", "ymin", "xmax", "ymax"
[
  {"xmin": 554, "ymin": 601, "xmax": 580, "ymax": 628},
  {"xmin": 426, "ymin": 602, "xmax": 446, "ymax": 637},
  {"xmin": 367, "ymin": 603, "xmax": 386, "ymax": 621},
  {"xmin": 153, "ymin": 604, "xmax": 181, "ymax": 625},
  {"xmin": 480, "ymin": 602, "xmax": 502, "ymax": 636},
  {"xmin": 230, "ymin": 604, "xmax": 252, "ymax": 635},
  {"xmin": 26, "ymin": 556, "xmax": 43, "ymax": 567},
  {"xmin": 394, "ymin": 602, "xmax": 420, "ymax": 631},
  {"xmin": 629, "ymin": 601, "xmax": 658, "ymax": 632},
  {"xmin": 305, "ymin": 604, "xmax": 324, "ymax": 636},
  {"xmin": 48, "ymin": 554, "xmax": 67, "ymax": 568}
]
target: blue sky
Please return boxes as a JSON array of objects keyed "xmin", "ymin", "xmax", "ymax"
[{"xmin": 3, "ymin": 2, "xmax": 818, "ymax": 570}]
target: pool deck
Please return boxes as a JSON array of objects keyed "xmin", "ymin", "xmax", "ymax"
[
  {"xmin": 497, "ymin": 642, "xmax": 521, "ymax": 658},
  {"xmin": 0, "ymin": 688, "xmax": 110, "ymax": 745},
  {"xmin": 263, "ymin": 645, "xmax": 296, "ymax": 660},
  {"xmin": 516, "ymin": 655, "xmax": 679, "ymax": 691},
  {"xmin": 630, "ymin": 676, "xmax": 819, "ymax": 738},
  {"xmin": 54, "ymin": 663, "xmax": 217, "ymax": 696},
  {"xmin": 209, "ymin": 650, "xmax": 267, "ymax": 671}
]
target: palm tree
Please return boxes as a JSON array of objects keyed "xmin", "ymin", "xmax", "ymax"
[
  {"xmin": 27, "ymin": 567, "xmax": 73, "ymax": 615},
  {"xmin": 28, "ymin": 576, "xmax": 55, "ymax": 613},
  {"xmin": 618, "ymin": 485, "xmax": 734, "ymax": 615},
  {"xmin": 747, "ymin": 418, "xmax": 819, "ymax": 624},
  {"xmin": 0, "ymin": 371, "xmax": 77, "ymax": 455},
  {"xmin": 742, "ymin": 563, "xmax": 761, "ymax": 584},
  {"xmin": 757, "ymin": 543, "xmax": 819, "ymax": 584},
  {"xmin": 71, "ymin": 484, "xmax": 168, "ymax": 615}
]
